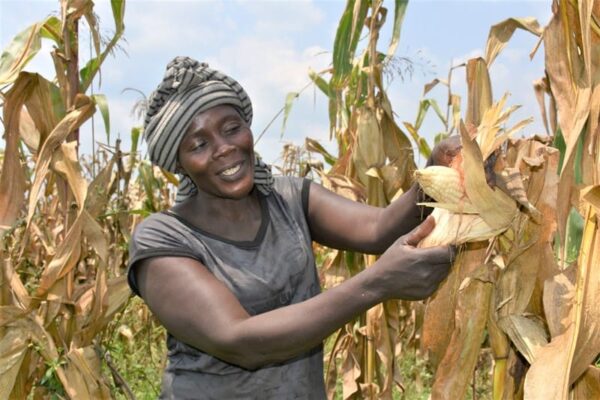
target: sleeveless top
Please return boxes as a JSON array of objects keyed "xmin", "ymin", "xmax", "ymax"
[{"xmin": 127, "ymin": 176, "xmax": 326, "ymax": 399}]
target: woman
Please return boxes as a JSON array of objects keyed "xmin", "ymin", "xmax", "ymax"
[{"xmin": 128, "ymin": 57, "xmax": 456, "ymax": 399}]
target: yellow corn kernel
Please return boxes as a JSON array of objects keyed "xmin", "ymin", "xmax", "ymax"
[{"xmin": 414, "ymin": 166, "xmax": 466, "ymax": 205}]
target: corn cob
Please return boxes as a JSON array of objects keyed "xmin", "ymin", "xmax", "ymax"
[
  {"xmin": 415, "ymin": 164, "xmax": 505, "ymax": 247},
  {"xmin": 414, "ymin": 166, "xmax": 467, "ymax": 204},
  {"xmin": 418, "ymin": 208, "xmax": 504, "ymax": 248}
]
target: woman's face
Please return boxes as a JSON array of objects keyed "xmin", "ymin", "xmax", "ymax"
[{"xmin": 177, "ymin": 105, "xmax": 255, "ymax": 200}]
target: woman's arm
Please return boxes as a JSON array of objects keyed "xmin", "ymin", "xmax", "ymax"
[
  {"xmin": 306, "ymin": 182, "xmax": 425, "ymax": 254},
  {"xmin": 307, "ymin": 136, "xmax": 462, "ymax": 254},
  {"xmin": 135, "ymin": 217, "xmax": 452, "ymax": 370}
]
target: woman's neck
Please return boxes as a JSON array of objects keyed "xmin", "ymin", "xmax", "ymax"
[{"xmin": 171, "ymin": 188, "xmax": 263, "ymax": 241}]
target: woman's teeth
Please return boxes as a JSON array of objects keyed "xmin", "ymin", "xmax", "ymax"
[{"xmin": 221, "ymin": 164, "xmax": 241, "ymax": 176}]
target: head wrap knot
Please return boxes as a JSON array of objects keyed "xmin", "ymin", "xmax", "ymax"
[{"xmin": 143, "ymin": 56, "xmax": 273, "ymax": 202}]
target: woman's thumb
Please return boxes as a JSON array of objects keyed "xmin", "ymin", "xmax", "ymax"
[{"xmin": 403, "ymin": 215, "xmax": 436, "ymax": 247}]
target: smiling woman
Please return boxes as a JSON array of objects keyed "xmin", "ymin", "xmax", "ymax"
[
  {"xmin": 176, "ymin": 105, "xmax": 255, "ymax": 199},
  {"xmin": 127, "ymin": 56, "xmax": 455, "ymax": 399}
]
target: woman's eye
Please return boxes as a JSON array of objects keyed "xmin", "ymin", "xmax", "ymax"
[
  {"xmin": 193, "ymin": 141, "xmax": 207, "ymax": 150},
  {"xmin": 224, "ymin": 124, "xmax": 241, "ymax": 135}
]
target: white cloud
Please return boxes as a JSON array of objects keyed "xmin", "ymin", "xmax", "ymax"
[{"xmin": 241, "ymin": 0, "xmax": 325, "ymax": 35}]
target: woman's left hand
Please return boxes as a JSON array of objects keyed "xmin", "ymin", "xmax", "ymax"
[{"xmin": 426, "ymin": 135, "xmax": 462, "ymax": 167}]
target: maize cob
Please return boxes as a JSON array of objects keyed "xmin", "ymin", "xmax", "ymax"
[
  {"xmin": 414, "ymin": 166, "xmax": 467, "ymax": 205},
  {"xmin": 418, "ymin": 207, "xmax": 503, "ymax": 248}
]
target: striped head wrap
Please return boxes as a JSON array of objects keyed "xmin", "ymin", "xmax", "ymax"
[{"xmin": 143, "ymin": 56, "xmax": 273, "ymax": 202}]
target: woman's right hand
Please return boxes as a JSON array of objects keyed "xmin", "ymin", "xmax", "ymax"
[{"xmin": 373, "ymin": 216, "xmax": 454, "ymax": 301}]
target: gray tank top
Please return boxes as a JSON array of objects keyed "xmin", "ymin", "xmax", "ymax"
[{"xmin": 128, "ymin": 176, "xmax": 326, "ymax": 399}]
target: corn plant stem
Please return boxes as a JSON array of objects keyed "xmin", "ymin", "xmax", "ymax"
[
  {"xmin": 492, "ymin": 358, "xmax": 507, "ymax": 400},
  {"xmin": 98, "ymin": 345, "xmax": 137, "ymax": 400},
  {"xmin": 65, "ymin": 19, "xmax": 80, "ymax": 145},
  {"xmin": 89, "ymin": 29, "xmax": 96, "ymax": 178},
  {"xmin": 363, "ymin": 3, "xmax": 382, "ymax": 395},
  {"xmin": 63, "ymin": 6, "xmax": 80, "ymax": 232},
  {"xmin": 365, "ymin": 254, "xmax": 378, "ymax": 398},
  {"xmin": 472, "ymin": 364, "xmax": 477, "ymax": 400}
]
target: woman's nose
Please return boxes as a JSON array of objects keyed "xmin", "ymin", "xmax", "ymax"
[{"xmin": 212, "ymin": 137, "xmax": 235, "ymax": 159}]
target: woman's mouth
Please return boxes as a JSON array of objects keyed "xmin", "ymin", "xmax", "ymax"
[{"xmin": 219, "ymin": 163, "xmax": 242, "ymax": 177}]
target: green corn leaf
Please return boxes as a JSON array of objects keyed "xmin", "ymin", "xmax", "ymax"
[
  {"xmin": 309, "ymin": 69, "xmax": 332, "ymax": 98},
  {"xmin": 553, "ymin": 127, "xmax": 566, "ymax": 172},
  {"xmin": 281, "ymin": 92, "xmax": 299, "ymax": 137},
  {"xmin": 39, "ymin": 16, "xmax": 62, "ymax": 44},
  {"xmin": 91, "ymin": 94, "xmax": 110, "ymax": 144},
  {"xmin": 111, "ymin": 0, "xmax": 126, "ymax": 32},
  {"xmin": 415, "ymin": 99, "xmax": 447, "ymax": 130},
  {"xmin": 387, "ymin": 0, "xmax": 408, "ymax": 59},
  {"xmin": 0, "ymin": 22, "xmax": 43, "ymax": 85},
  {"xmin": 305, "ymin": 138, "xmax": 338, "ymax": 166},
  {"xmin": 332, "ymin": 0, "xmax": 369, "ymax": 88},
  {"xmin": 565, "ymin": 207, "xmax": 584, "ymax": 264},
  {"xmin": 403, "ymin": 121, "xmax": 432, "ymax": 158},
  {"xmin": 130, "ymin": 126, "xmax": 141, "ymax": 155},
  {"xmin": 554, "ymin": 126, "xmax": 584, "ymax": 184}
]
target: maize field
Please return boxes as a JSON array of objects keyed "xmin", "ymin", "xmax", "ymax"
[{"xmin": 1, "ymin": 0, "xmax": 599, "ymax": 399}]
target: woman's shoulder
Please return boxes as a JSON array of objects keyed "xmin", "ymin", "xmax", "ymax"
[
  {"xmin": 271, "ymin": 175, "xmax": 310, "ymax": 199},
  {"xmin": 131, "ymin": 211, "xmax": 192, "ymax": 245},
  {"xmin": 270, "ymin": 176, "xmax": 311, "ymax": 220}
]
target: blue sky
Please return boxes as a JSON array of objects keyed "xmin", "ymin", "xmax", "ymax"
[{"xmin": 1, "ymin": 0, "xmax": 551, "ymax": 166}]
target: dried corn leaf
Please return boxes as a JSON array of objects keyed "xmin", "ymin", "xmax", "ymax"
[
  {"xmin": 543, "ymin": 267, "xmax": 576, "ymax": 338},
  {"xmin": 421, "ymin": 249, "xmax": 469, "ymax": 368},
  {"xmin": 315, "ymin": 170, "xmax": 365, "ymax": 202},
  {"xmin": 0, "ymin": 74, "xmax": 33, "ymax": 233},
  {"xmin": 61, "ymin": 346, "xmax": 111, "ymax": 399},
  {"xmin": 475, "ymin": 93, "xmax": 531, "ymax": 160},
  {"xmin": 497, "ymin": 315, "xmax": 548, "ymax": 364},
  {"xmin": 23, "ymin": 73, "xmax": 61, "ymax": 148},
  {"xmin": 52, "ymin": 142, "xmax": 87, "ymax": 210},
  {"xmin": 0, "ymin": 326, "xmax": 29, "ymax": 399},
  {"xmin": 430, "ymin": 254, "xmax": 492, "ymax": 400},
  {"xmin": 460, "ymin": 122, "xmax": 518, "ymax": 230},
  {"xmin": 569, "ymin": 205, "xmax": 600, "ymax": 383},
  {"xmin": 570, "ymin": 366, "xmax": 600, "ymax": 400},
  {"xmin": 367, "ymin": 304, "xmax": 391, "ymax": 398},
  {"xmin": 341, "ymin": 338, "xmax": 362, "ymax": 400},
  {"xmin": 352, "ymin": 106, "xmax": 385, "ymax": 186},
  {"xmin": 103, "ymin": 276, "xmax": 131, "ymax": 321},
  {"xmin": 36, "ymin": 214, "xmax": 83, "ymax": 295},
  {"xmin": 581, "ymin": 185, "xmax": 600, "ymax": 213},
  {"xmin": 379, "ymin": 96, "xmax": 416, "ymax": 190},
  {"xmin": 378, "ymin": 165, "xmax": 403, "ymax": 203},
  {"xmin": 0, "ymin": 306, "xmax": 28, "ymax": 327},
  {"xmin": 484, "ymin": 17, "xmax": 543, "ymax": 67},
  {"xmin": 496, "ymin": 167, "xmax": 541, "ymax": 221},
  {"xmin": 19, "ymin": 107, "xmax": 41, "ymax": 152},
  {"xmin": 1, "ymin": 257, "xmax": 29, "ymax": 308},
  {"xmin": 545, "ymin": 9, "xmax": 591, "ymax": 176},
  {"xmin": 85, "ymin": 155, "xmax": 116, "ymax": 217},
  {"xmin": 26, "ymin": 95, "xmax": 95, "ymax": 227},
  {"xmin": 495, "ymin": 225, "xmax": 545, "ymax": 318},
  {"xmin": 465, "ymin": 58, "xmax": 493, "ymax": 127},
  {"xmin": 578, "ymin": 0, "xmax": 593, "ymax": 86},
  {"xmin": 525, "ymin": 205, "xmax": 600, "ymax": 398},
  {"xmin": 77, "ymin": 265, "xmax": 108, "ymax": 346},
  {"xmin": 533, "ymin": 78, "xmax": 551, "ymax": 136},
  {"xmin": 525, "ymin": 330, "xmax": 576, "ymax": 399}
]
